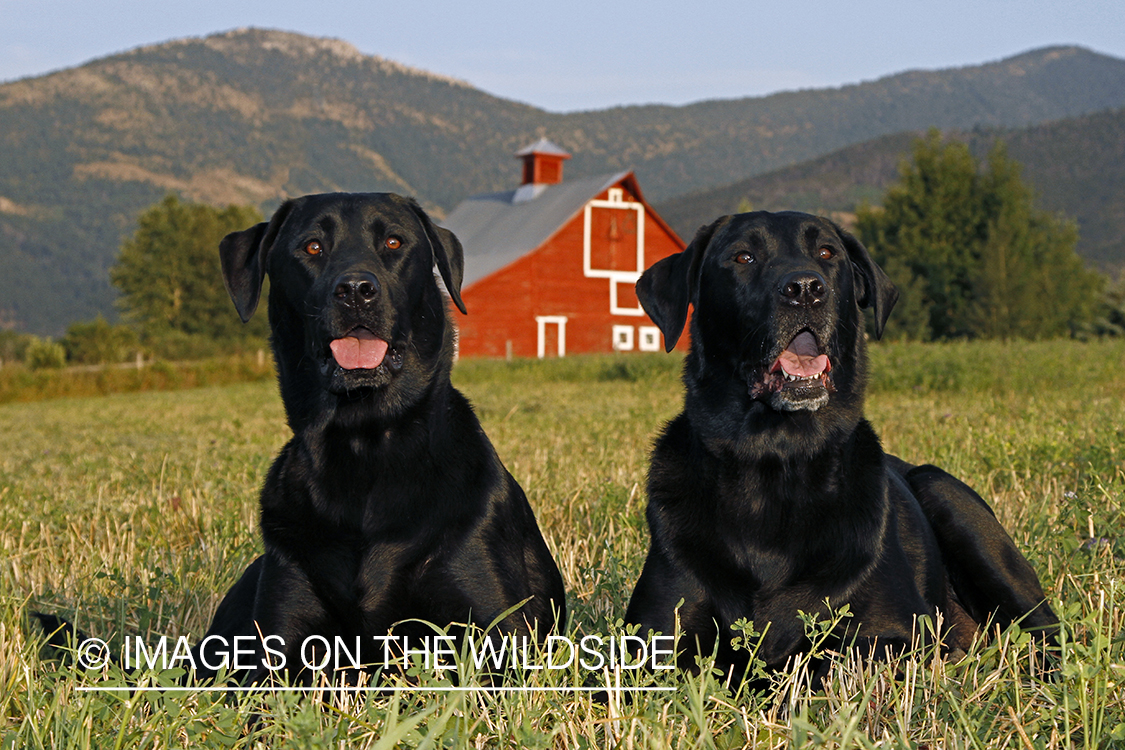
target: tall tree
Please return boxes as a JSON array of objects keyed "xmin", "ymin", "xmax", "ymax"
[
  {"xmin": 111, "ymin": 195, "xmax": 266, "ymax": 342},
  {"xmin": 857, "ymin": 131, "xmax": 1102, "ymax": 340}
]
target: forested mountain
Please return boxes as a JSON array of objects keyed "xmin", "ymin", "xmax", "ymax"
[
  {"xmin": 654, "ymin": 107, "xmax": 1125, "ymax": 273},
  {"xmin": 3, "ymin": 28, "xmax": 1124, "ymax": 333}
]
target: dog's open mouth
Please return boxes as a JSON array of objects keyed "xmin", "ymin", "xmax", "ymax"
[
  {"xmin": 329, "ymin": 327, "xmax": 389, "ymax": 370},
  {"xmin": 751, "ymin": 331, "xmax": 835, "ymax": 410},
  {"xmin": 771, "ymin": 331, "xmax": 831, "ymax": 384}
]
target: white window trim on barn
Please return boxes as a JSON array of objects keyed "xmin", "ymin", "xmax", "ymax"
[
  {"xmin": 638, "ymin": 326, "xmax": 661, "ymax": 352},
  {"xmin": 609, "ymin": 279, "xmax": 645, "ymax": 316},
  {"xmin": 612, "ymin": 325, "xmax": 635, "ymax": 351},
  {"xmin": 582, "ymin": 188, "xmax": 646, "ymax": 317},
  {"xmin": 536, "ymin": 315, "xmax": 568, "ymax": 358}
]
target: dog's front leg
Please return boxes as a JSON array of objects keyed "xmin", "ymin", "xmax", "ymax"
[
  {"xmin": 193, "ymin": 552, "xmax": 332, "ymax": 685},
  {"xmin": 239, "ymin": 551, "xmax": 338, "ymax": 685}
]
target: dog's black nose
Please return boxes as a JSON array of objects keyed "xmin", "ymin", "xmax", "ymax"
[
  {"xmin": 334, "ymin": 272, "xmax": 380, "ymax": 307},
  {"xmin": 779, "ymin": 272, "xmax": 827, "ymax": 307}
]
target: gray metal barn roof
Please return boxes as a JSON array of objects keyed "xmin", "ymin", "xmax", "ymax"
[{"xmin": 441, "ymin": 171, "xmax": 629, "ymax": 288}]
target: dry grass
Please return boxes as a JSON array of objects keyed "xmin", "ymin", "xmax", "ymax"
[{"xmin": 0, "ymin": 340, "xmax": 1122, "ymax": 748}]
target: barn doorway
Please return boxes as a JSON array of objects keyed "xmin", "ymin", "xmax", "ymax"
[{"xmin": 536, "ymin": 316, "xmax": 568, "ymax": 358}]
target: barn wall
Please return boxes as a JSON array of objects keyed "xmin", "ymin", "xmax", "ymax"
[{"xmin": 456, "ymin": 182, "xmax": 688, "ymax": 358}]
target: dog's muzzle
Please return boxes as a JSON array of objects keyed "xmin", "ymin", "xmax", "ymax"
[
  {"xmin": 749, "ymin": 331, "xmax": 835, "ymax": 411},
  {"xmin": 329, "ymin": 327, "xmax": 389, "ymax": 370},
  {"xmin": 319, "ymin": 320, "xmax": 404, "ymax": 393}
]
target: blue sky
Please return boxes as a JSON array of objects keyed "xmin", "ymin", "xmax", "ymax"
[{"xmin": 2, "ymin": 0, "xmax": 1123, "ymax": 112}]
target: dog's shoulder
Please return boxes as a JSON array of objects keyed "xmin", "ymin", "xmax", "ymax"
[
  {"xmin": 653, "ymin": 411, "xmax": 693, "ymax": 458},
  {"xmin": 442, "ymin": 383, "xmax": 492, "ymax": 444},
  {"xmin": 648, "ymin": 412, "xmax": 709, "ymax": 500}
]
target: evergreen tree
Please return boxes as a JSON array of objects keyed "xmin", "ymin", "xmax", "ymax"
[
  {"xmin": 857, "ymin": 131, "xmax": 1102, "ymax": 340},
  {"xmin": 111, "ymin": 195, "xmax": 266, "ymax": 343}
]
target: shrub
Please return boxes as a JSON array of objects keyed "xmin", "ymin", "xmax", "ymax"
[
  {"xmin": 24, "ymin": 337, "xmax": 67, "ymax": 370},
  {"xmin": 0, "ymin": 329, "xmax": 35, "ymax": 365},
  {"xmin": 61, "ymin": 316, "xmax": 140, "ymax": 364}
]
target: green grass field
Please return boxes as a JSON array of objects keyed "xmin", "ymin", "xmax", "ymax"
[{"xmin": 1, "ymin": 340, "xmax": 1123, "ymax": 748}]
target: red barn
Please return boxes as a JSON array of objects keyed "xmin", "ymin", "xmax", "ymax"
[{"xmin": 442, "ymin": 139, "xmax": 687, "ymax": 358}]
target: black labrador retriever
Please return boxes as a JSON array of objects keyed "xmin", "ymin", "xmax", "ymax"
[
  {"xmin": 625, "ymin": 211, "xmax": 1057, "ymax": 677},
  {"xmin": 191, "ymin": 192, "xmax": 565, "ymax": 682}
]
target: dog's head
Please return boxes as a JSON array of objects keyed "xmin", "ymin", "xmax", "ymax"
[
  {"xmin": 638, "ymin": 211, "xmax": 897, "ymax": 435},
  {"xmin": 219, "ymin": 193, "xmax": 465, "ymax": 429}
]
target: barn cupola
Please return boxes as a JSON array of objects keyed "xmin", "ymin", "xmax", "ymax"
[
  {"xmin": 516, "ymin": 138, "xmax": 571, "ymax": 186},
  {"xmin": 512, "ymin": 138, "xmax": 571, "ymax": 203}
]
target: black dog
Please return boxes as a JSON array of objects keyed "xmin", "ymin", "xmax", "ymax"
[
  {"xmin": 625, "ymin": 211, "xmax": 1056, "ymax": 677},
  {"xmin": 191, "ymin": 192, "xmax": 565, "ymax": 682}
]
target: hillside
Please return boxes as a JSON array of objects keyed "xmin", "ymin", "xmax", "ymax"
[
  {"xmin": 3, "ymin": 29, "xmax": 1125, "ymax": 333},
  {"xmin": 654, "ymin": 108, "xmax": 1125, "ymax": 273}
]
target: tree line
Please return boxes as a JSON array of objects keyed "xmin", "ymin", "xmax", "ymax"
[{"xmin": 2, "ymin": 196, "xmax": 266, "ymax": 369}]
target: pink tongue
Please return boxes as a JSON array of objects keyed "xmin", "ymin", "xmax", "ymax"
[
  {"xmin": 776, "ymin": 331, "xmax": 830, "ymax": 378},
  {"xmin": 329, "ymin": 330, "xmax": 389, "ymax": 370}
]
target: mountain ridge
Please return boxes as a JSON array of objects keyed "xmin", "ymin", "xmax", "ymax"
[
  {"xmin": 3, "ymin": 28, "xmax": 1125, "ymax": 334},
  {"xmin": 654, "ymin": 107, "xmax": 1125, "ymax": 273}
]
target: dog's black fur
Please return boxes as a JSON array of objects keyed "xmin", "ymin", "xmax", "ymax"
[
  {"xmin": 189, "ymin": 192, "xmax": 564, "ymax": 682},
  {"xmin": 625, "ymin": 211, "xmax": 1057, "ymax": 676}
]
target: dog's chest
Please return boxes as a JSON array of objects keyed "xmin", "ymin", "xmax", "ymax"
[
  {"xmin": 707, "ymin": 457, "xmax": 877, "ymax": 587},
  {"xmin": 302, "ymin": 434, "xmax": 443, "ymax": 522}
]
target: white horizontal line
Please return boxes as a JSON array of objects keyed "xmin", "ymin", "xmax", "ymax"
[{"xmin": 76, "ymin": 685, "xmax": 675, "ymax": 693}]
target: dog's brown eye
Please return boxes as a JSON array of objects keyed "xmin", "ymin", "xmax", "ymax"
[
  {"xmin": 385, "ymin": 237, "xmax": 402, "ymax": 250},
  {"xmin": 818, "ymin": 246, "xmax": 836, "ymax": 260},
  {"xmin": 304, "ymin": 240, "xmax": 322, "ymax": 256},
  {"xmin": 734, "ymin": 251, "xmax": 754, "ymax": 265}
]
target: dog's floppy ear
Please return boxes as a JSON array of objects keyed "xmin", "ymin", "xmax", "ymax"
[
  {"xmin": 409, "ymin": 200, "xmax": 467, "ymax": 315},
  {"xmin": 636, "ymin": 217, "xmax": 725, "ymax": 351},
  {"xmin": 219, "ymin": 201, "xmax": 294, "ymax": 323},
  {"xmin": 833, "ymin": 223, "xmax": 899, "ymax": 339}
]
